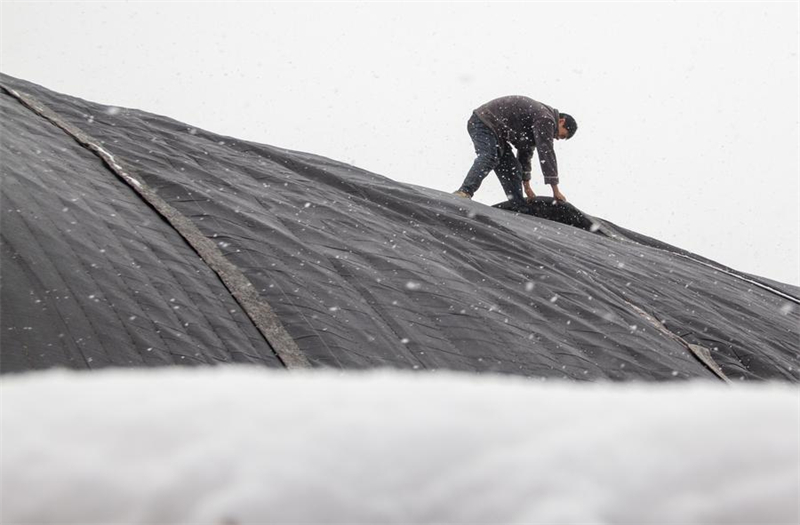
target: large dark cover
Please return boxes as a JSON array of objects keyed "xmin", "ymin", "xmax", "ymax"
[{"xmin": 1, "ymin": 73, "xmax": 797, "ymax": 380}]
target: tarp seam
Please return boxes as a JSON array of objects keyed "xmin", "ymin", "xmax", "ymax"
[{"xmin": 1, "ymin": 84, "xmax": 310, "ymax": 370}]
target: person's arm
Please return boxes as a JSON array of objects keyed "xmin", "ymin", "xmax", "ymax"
[
  {"xmin": 517, "ymin": 144, "xmax": 535, "ymax": 180},
  {"xmin": 531, "ymin": 119, "xmax": 560, "ymax": 190},
  {"xmin": 516, "ymin": 144, "xmax": 537, "ymax": 200}
]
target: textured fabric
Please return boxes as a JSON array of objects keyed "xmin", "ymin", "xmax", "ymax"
[
  {"xmin": 2, "ymin": 73, "xmax": 798, "ymax": 381},
  {"xmin": 474, "ymin": 96, "xmax": 560, "ymax": 184}
]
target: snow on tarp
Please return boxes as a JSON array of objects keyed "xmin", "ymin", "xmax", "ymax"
[
  {"xmin": 2, "ymin": 367, "xmax": 798, "ymax": 523},
  {"xmin": 1, "ymin": 73, "xmax": 798, "ymax": 380}
]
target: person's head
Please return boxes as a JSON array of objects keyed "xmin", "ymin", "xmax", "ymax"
[{"xmin": 556, "ymin": 113, "xmax": 578, "ymax": 140}]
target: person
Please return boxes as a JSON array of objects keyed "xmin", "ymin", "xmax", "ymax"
[{"xmin": 453, "ymin": 96, "xmax": 577, "ymax": 202}]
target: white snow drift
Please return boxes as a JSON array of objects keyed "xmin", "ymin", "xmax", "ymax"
[{"xmin": 2, "ymin": 366, "xmax": 798, "ymax": 524}]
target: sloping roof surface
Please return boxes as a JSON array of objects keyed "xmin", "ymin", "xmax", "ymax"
[{"xmin": 2, "ymin": 73, "xmax": 798, "ymax": 380}]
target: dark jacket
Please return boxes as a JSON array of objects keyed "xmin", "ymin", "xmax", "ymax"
[{"xmin": 473, "ymin": 96, "xmax": 560, "ymax": 185}]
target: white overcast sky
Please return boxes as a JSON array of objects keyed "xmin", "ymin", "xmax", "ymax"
[{"xmin": 2, "ymin": 1, "xmax": 798, "ymax": 285}]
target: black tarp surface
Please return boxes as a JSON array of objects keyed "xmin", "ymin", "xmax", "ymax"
[{"xmin": 2, "ymin": 73, "xmax": 798, "ymax": 380}]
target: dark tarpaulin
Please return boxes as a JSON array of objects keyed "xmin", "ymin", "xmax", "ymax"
[
  {"xmin": 1, "ymin": 73, "xmax": 798, "ymax": 380},
  {"xmin": 1, "ymin": 78, "xmax": 283, "ymax": 371}
]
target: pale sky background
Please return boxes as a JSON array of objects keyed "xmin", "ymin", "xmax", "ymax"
[{"xmin": 1, "ymin": 1, "xmax": 798, "ymax": 285}]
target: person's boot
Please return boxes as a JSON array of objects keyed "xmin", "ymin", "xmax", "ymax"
[{"xmin": 452, "ymin": 190, "xmax": 472, "ymax": 199}]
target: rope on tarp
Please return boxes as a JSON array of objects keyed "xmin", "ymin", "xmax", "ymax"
[
  {"xmin": 1, "ymin": 83, "xmax": 311, "ymax": 370},
  {"xmin": 624, "ymin": 300, "xmax": 732, "ymax": 383},
  {"xmin": 670, "ymin": 252, "xmax": 800, "ymax": 306},
  {"xmin": 593, "ymin": 219, "xmax": 800, "ymax": 306}
]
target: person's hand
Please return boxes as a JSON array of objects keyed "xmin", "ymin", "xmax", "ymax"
[
  {"xmin": 552, "ymin": 185, "xmax": 567, "ymax": 202},
  {"xmin": 524, "ymin": 186, "xmax": 536, "ymax": 201},
  {"xmin": 523, "ymin": 180, "xmax": 536, "ymax": 201}
]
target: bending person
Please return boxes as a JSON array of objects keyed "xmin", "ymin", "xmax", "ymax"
[{"xmin": 454, "ymin": 96, "xmax": 577, "ymax": 202}]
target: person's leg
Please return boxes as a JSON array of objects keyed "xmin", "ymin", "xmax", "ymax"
[
  {"xmin": 494, "ymin": 148, "xmax": 525, "ymax": 201},
  {"xmin": 457, "ymin": 116, "xmax": 501, "ymax": 197}
]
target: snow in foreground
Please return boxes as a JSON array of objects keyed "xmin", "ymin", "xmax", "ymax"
[{"xmin": 2, "ymin": 367, "xmax": 798, "ymax": 524}]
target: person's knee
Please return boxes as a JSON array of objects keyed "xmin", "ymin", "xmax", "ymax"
[{"xmin": 475, "ymin": 150, "xmax": 500, "ymax": 168}]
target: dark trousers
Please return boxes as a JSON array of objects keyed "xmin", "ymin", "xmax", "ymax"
[{"xmin": 458, "ymin": 114, "xmax": 524, "ymax": 201}]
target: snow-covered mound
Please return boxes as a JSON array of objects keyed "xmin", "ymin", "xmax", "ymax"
[
  {"xmin": 2, "ymin": 367, "xmax": 798, "ymax": 524},
  {"xmin": 1, "ymin": 72, "xmax": 798, "ymax": 380}
]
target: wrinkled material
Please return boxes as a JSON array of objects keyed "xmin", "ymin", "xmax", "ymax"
[{"xmin": 1, "ymin": 73, "xmax": 798, "ymax": 380}]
